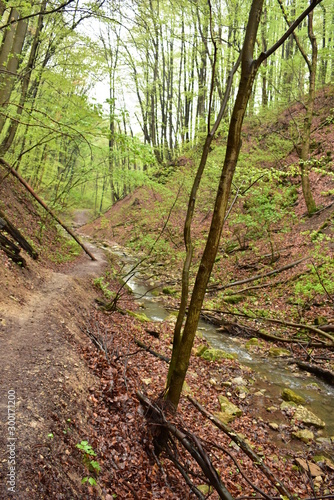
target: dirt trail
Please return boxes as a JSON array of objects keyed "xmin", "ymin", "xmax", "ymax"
[{"xmin": 0, "ymin": 213, "xmax": 107, "ymax": 499}]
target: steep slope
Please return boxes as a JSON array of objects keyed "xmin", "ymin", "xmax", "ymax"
[{"xmin": 82, "ymin": 88, "xmax": 334, "ymax": 338}]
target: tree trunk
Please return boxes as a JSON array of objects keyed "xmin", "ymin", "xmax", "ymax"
[
  {"xmin": 0, "ymin": 1, "xmax": 46, "ymax": 155},
  {"xmin": 166, "ymin": 0, "xmax": 265, "ymax": 408},
  {"xmin": 0, "ymin": 10, "xmax": 27, "ymax": 134},
  {"xmin": 299, "ymin": 10, "xmax": 317, "ymax": 215}
]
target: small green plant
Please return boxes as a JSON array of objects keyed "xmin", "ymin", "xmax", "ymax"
[
  {"xmin": 76, "ymin": 440, "xmax": 101, "ymax": 486},
  {"xmin": 93, "ymin": 276, "xmax": 113, "ymax": 299}
]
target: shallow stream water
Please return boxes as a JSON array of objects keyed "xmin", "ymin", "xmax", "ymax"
[{"xmin": 107, "ymin": 243, "xmax": 334, "ymax": 437}]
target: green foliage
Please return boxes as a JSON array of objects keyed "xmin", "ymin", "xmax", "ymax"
[
  {"xmin": 231, "ymin": 181, "xmax": 297, "ymax": 239},
  {"xmin": 48, "ymin": 237, "xmax": 81, "ymax": 264},
  {"xmin": 93, "ymin": 276, "xmax": 114, "ymax": 300},
  {"xmin": 76, "ymin": 440, "xmax": 97, "ymax": 456},
  {"xmin": 294, "ymin": 260, "xmax": 334, "ymax": 302},
  {"xmin": 76, "ymin": 440, "xmax": 101, "ymax": 487}
]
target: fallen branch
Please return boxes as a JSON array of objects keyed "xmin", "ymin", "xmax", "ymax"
[
  {"xmin": 0, "ymin": 159, "xmax": 96, "ymax": 261},
  {"xmin": 0, "ymin": 210, "xmax": 38, "ymax": 259},
  {"xmin": 187, "ymin": 396, "xmax": 292, "ymax": 499},
  {"xmin": 208, "ymin": 256, "xmax": 309, "ymax": 292},
  {"xmin": 136, "ymin": 391, "xmax": 234, "ymax": 500},
  {"xmin": 201, "ymin": 308, "xmax": 334, "ymax": 344},
  {"xmin": 295, "ymin": 361, "xmax": 334, "ymax": 385},
  {"xmin": 134, "ymin": 338, "xmax": 170, "ymax": 363},
  {"xmin": 226, "ymin": 265, "xmax": 313, "ymax": 295}
]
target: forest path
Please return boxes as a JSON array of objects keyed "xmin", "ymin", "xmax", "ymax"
[{"xmin": 0, "ymin": 212, "xmax": 108, "ymax": 499}]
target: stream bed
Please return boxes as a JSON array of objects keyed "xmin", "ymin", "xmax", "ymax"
[{"xmin": 107, "ymin": 242, "xmax": 334, "ymax": 438}]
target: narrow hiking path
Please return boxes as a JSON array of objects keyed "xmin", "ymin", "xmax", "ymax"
[{"xmin": 0, "ymin": 217, "xmax": 107, "ymax": 499}]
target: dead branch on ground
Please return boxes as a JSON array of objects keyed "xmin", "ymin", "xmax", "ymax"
[
  {"xmin": 207, "ymin": 256, "xmax": 309, "ymax": 292},
  {"xmin": 187, "ymin": 396, "xmax": 292, "ymax": 499},
  {"xmin": 136, "ymin": 391, "xmax": 235, "ymax": 500}
]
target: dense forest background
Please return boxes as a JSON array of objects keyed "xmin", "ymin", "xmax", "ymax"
[
  {"xmin": 0, "ymin": 0, "xmax": 333, "ymax": 212},
  {"xmin": 1, "ymin": 1, "xmax": 334, "ymax": 498}
]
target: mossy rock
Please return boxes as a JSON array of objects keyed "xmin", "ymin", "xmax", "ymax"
[
  {"xmin": 293, "ymin": 406, "xmax": 325, "ymax": 428},
  {"xmin": 197, "ymin": 485, "xmax": 213, "ymax": 495},
  {"xmin": 126, "ymin": 310, "xmax": 150, "ymax": 323},
  {"xmin": 280, "ymin": 401, "xmax": 298, "ymax": 411},
  {"xmin": 200, "ymin": 348, "xmax": 236, "ymax": 361},
  {"xmin": 245, "ymin": 338, "xmax": 259, "ymax": 348},
  {"xmin": 268, "ymin": 347, "xmax": 291, "ymax": 357},
  {"xmin": 222, "ymin": 294, "xmax": 244, "ymax": 304},
  {"xmin": 282, "ymin": 388, "xmax": 306, "ymax": 405},
  {"xmin": 162, "ymin": 287, "xmax": 177, "ymax": 296},
  {"xmin": 195, "ymin": 344, "xmax": 209, "ymax": 357},
  {"xmin": 292, "ymin": 429, "xmax": 314, "ymax": 443},
  {"xmin": 217, "ymin": 395, "xmax": 243, "ymax": 422}
]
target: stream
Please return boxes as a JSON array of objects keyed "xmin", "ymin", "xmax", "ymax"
[{"xmin": 106, "ymin": 242, "xmax": 334, "ymax": 438}]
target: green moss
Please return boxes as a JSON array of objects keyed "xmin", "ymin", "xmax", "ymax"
[
  {"xmin": 200, "ymin": 348, "xmax": 236, "ymax": 361},
  {"xmin": 282, "ymin": 388, "xmax": 306, "ymax": 405},
  {"xmin": 126, "ymin": 310, "xmax": 151, "ymax": 322},
  {"xmin": 222, "ymin": 294, "xmax": 244, "ymax": 304},
  {"xmin": 245, "ymin": 338, "xmax": 259, "ymax": 348},
  {"xmin": 162, "ymin": 287, "xmax": 177, "ymax": 296},
  {"xmin": 268, "ymin": 347, "xmax": 291, "ymax": 357}
]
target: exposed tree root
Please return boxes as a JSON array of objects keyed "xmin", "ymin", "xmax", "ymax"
[{"xmin": 136, "ymin": 391, "xmax": 235, "ymax": 500}]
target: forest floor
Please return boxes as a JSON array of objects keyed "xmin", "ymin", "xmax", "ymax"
[
  {"xmin": 1, "ymin": 206, "xmax": 333, "ymax": 498},
  {"xmin": 1, "ymin": 88, "xmax": 334, "ymax": 498}
]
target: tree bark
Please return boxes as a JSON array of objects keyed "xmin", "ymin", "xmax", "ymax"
[
  {"xmin": 166, "ymin": 0, "xmax": 265, "ymax": 408},
  {"xmin": 0, "ymin": 11, "xmax": 28, "ymax": 134}
]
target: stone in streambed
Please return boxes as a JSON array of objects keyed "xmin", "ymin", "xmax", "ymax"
[
  {"xmin": 245, "ymin": 338, "xmax": 260, "ymax": 348},
  {"xmin": 215, "ymin": 395, "xmax": 243, "ymax": 423},
  {"xmin": 280, "ymin": 401, "xmax": 298, "ymax": 411},
  {"xmin": 292, "ymin": 429, "xmax": 314, "ymax": 443},
  {"xmin": 282, "ymin": 388, "xmax": 306, "ymax": 405},
  {"xmin": 292, "ymin": 406, "xmax": 325, "ymax": 428},
  {"xmin": 200, "ymin": 348, "xmax": 236, "ymax": 361}
]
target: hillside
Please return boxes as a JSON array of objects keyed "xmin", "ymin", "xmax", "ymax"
[
  {"xmin": 82, "ymin": 87, "xmax": 334, "ymax": 339},
  {"xmin": 0, "ymin": 89, "xmax": 334, "ymax": 499}
]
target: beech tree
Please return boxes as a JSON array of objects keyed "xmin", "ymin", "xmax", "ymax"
[{"xmin": 166, "ymin": 0, "xmax": 325, "ymax": 409}]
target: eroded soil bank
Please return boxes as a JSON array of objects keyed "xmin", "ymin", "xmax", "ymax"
[{"xmin": 0, "ymin": 238, "xmax": 108, "ymax": 499}]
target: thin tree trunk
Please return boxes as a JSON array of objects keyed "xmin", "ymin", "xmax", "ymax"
[{"xmin": 166, "ymin": 0, "xmax": 265, "ymax": 406}]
